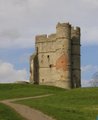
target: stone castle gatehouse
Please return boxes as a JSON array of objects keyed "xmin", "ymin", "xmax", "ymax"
[{"xmin": 30, "ymin": 22, "xmax": 81, "ymax": 89}]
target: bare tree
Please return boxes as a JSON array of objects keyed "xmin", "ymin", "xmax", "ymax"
[{"xmin": 90, "ymin": 72, "xmax": 98, "ymax": 87}]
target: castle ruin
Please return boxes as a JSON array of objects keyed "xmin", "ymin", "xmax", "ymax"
[{"xmin": 30, "ymin": 22, "xmax": 81, "ymax": 89}]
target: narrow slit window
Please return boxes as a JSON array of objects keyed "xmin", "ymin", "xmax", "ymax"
[
  {"xmin": 47, "ymin": 55, "xmax": 49, "ymax": 58},
  {"xmin": 49, "ymin": 64, "xmax": 52, "ymax": 68},
  {"xmin": 47, "ymin": 55, "xmax": 50, "ymax": 61}
]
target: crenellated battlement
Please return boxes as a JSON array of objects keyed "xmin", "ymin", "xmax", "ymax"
[
  {"xmin": 35, "ymin": 34, "xmax": 48, "ymax": 43},
  {"xmin": 48, "ymin": 33, "xmax": 56, "ymax": 40},
  {"xmin": 56, "ymin": 22, "xmax": 70, "ymax": 28},
  {"xmin": 35, "ymin": 23, "xmax": 80, "ymax": 43},
  {"xmin": 71, "ymin": 26, "xmax": 80, "ymax": 38},
  {"xmin": 36, "ymin": 33, "xmax": 56, "ymax": 43},
  {"xmin": 56, "ymin": 22, "xmax": 71, "ymax": 39}
]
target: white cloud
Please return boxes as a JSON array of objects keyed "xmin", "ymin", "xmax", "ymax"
[
  {"xmin": 81, "ymin": 65, "xmax": 98, "ymax": 73},
  {"xmin": 0, "ymin": 60, "xmax": 28, "ymax": 83},
  {"xmin": 81, "ymin": 65, "xmax": 98, "ymax": 87},
  {"xmin": 81, "ymin": 79, "xmax": 91, "ymax": 87},
  {"xmin": 82, "ymin": 72, "xmax": 98, "ymax": 87},
  {"xmin": 0, "ymin": 0, "xmax": 98, "ymax": 48},
  {"xmin": 82, "ymin": 0, "xmax": 98, "ymax": 7},
  {"xmin": 82, "ymin": 27, "xmax": 98, "ymax": 45}
]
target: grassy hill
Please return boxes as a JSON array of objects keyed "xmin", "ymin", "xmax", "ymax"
[
  {"xmin": 0, "ymin": 103, "xmax": 25, "ymax": 120},
  {"xmin": 0, "ymin": 84, "xmax": 98, "ymax": 120},
  {"xmin": 0, "ymin": 84, "xmax": 60, "ymax": 100}
]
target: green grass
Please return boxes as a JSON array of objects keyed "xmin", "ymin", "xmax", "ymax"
[
  {"xmin": 0, "ymin": 84, "xmax": 98, "ymax": 120},
  {"xmin": 0, "ymin": 103, "xmax": 25, "ymax": 120},
  {"xmin": 0, "ymin": 83, "xmax": 63, "ymax": 100},
  {"xmin": 0, "ymin": 84, "xmax": 63, "ymax": 120},
  {"xmin": 17, "ymin": 87, "xmax": 98, "ymax": 120}
]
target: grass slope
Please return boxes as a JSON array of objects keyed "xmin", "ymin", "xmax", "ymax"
[
  {"xmin": 0, "ymin": 84, "xmax": 61, "ymax": 120},
  {"xmin": 17, "ymin": 87, "xmax": 98, "ymax": 120},
  {"xmin": 0, "ymin": 84, "xmax": 98, "ymax": 120},
  {"xmin": 0, "ymin": 84, "xmax": 61, "ymax": 100},
  {"xmin": 0, "ymin": 103, "xmax": 25, "ymax": 120}
]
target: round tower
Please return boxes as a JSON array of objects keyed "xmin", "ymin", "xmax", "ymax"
[
  {"xmin": 71, "ymin": 27, "xmax": 81, "ymax": 88},
  {"xmin": 55, "ymin": 22, "xmax": 72, "ymax": 89}
]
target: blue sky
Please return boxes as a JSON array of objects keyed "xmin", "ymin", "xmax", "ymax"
[
  {"xmin": 81, "ymin": 45, "xmax": 98, "ymax": 86},
  {"xmin": 0, "ymin": 0, "xmax": 98, "ymax": 86}
]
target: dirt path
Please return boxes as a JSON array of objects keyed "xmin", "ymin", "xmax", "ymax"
[{"xmin": 0, "ymin": 94, "xmax": 55, "ymax": 120}]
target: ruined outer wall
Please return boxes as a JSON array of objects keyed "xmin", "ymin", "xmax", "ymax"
[
  {"xmin": 30, "ymin": 55, "xmax": 34, "ymax": 83},
  {"xmin": 30, "ymin": 51, "xmax": 39, "ymax": 84}
]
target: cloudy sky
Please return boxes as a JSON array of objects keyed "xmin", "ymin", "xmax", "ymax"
[{"xmin": 0, "ymin": 0, "xmax": 98, "ymax": 86}]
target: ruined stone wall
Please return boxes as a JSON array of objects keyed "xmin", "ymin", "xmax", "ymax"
[
  {"xmin": 30, "ymin": 49, "xmax": 39, "ymax": 84},
  {"xmin": 30, "ymin": 22, "xmax": 81, "ymax": 89}
]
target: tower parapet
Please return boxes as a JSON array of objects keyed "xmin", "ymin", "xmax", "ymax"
[
  {"xmin": 48, "ymin": 33, "xmax": 56, "ymax": 40},
  {"xmin": 35, "ymin": 34, "xmax": 48, "ymax": 43},
  {"xmin": 71, "ymin": 27, "xmax": 80, "ymax": 40},
  {"xmin": 35, "ymin": 34, "xmax": 56, "ymax": 43},
  {"xmin": 56, "ymin": 22, "xmax": 71, "ymax": 39}
]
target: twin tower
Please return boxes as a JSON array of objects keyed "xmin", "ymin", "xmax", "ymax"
[{"xmin": 30, "ymin": 22, "xmax": 81, "ymax": 89}]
